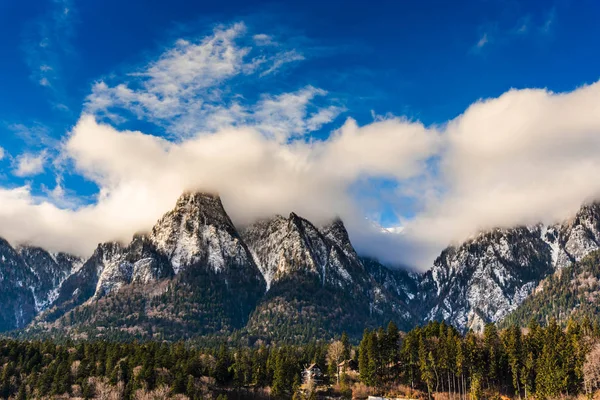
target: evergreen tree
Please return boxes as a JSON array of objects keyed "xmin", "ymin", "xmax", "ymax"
[{"xmin": 341, "ymin": 331, "xmax": 351, "ymax": 361}]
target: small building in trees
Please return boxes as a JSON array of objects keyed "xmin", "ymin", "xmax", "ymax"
[
  {"xmin": 338, "ymin": 359, "xmax": 358, "ymax": 372},
  {"xmin": 302, "ymin": 363, "xmax": 323, "ymax": 387}
]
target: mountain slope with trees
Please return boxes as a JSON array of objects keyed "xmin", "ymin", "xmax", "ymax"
[{"xmin": 502, "ymin": 250, "xmax": 600, "ymax": 328}]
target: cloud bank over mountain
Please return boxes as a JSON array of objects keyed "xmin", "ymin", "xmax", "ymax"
[{"xmin": 2, "ymin": 22, "xmax": 600, "ymax": 271}]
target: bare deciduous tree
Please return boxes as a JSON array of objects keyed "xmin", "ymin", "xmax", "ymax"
[{"xmin": 328, "ymin": 340, "xmax": 345, "ymax": 384}]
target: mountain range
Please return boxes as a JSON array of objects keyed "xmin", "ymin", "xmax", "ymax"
[{"xmin": 1, "ymin": 191, "xmax": 600, "ymax": 341}]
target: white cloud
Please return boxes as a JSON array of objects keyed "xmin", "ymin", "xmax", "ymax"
[
  {"xmin": 252, "ymin": 86, "xmax": 344, "ymax": 141},
  {"xmin": 398, "ymin": 81, "xmax": 600, "ymax": 267},
  {"xmin": 4, "ymin": 83, "xmax": 600, "ymax": 270},
  {"xmin": 13, "ymin": 151, "xmax": 47, "ymax": 177},
  {"xmin": 0, "ymin": 115, "xmax": 438, "ymax": 258},
  {"xmin": 0, "ymin": 147, "xmax": 4, "ymax": 161},
  {"xmin": 253, "ymin": 33, "xmax": 275, "ymax": 46}
]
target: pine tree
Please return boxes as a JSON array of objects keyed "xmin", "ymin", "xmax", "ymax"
[
  {"xmin": 341, "ymin": 332, "xmax": 351, "ymax": 362},
  {"xmin": 272, "ymin": 350, "xmax": 287, "ymax": 397},
  {"xmin": 367, "ymin": 330, "xmax": 379, "ymax": 386},
  {"xmin": 504, "ymin": 325, "xmax": 523, "ymax": 398},
  {"xmin": 483, "ymin": 323, "xmax": 501, "ymax": 389},
  {"xmin": 16, "ymin": 383, "xmax": 26, "ymax": 400},
  {"xmin": 419, "ymin": 336, "xmax": 434, "ymax": 399},
  {"xmin": 186, "ymin": 375, "xmax": 196, "ymax": 399},
  {"xmin": 214, "ymin": 344, "xmax": 232, "ymax": 385},
  {"xmin": 358, "ymin": 329, "xmax": 370, "ymax": 384}
]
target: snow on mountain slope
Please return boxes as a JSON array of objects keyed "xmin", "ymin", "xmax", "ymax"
[
  {"xmin": 29, "ymin": 191, "xmax": 265, "ymax": 338},
  {"xmin": 0, "ymin": 239, "xmax": 82, "ymax": 331},
  {"xmin": 9, "ymin": 190, "xmax": 600, "ymax": 338},
  {"xmin": 0, "ymin": 238, "xmax": 37, "ymax": 331},
  {"xmin": 150, "ymin": 192, "xmax": 255, "ymax": 275},
  {"xmin": 240, "ymin": 213, "xmax": 367, "ymax": 291},
  {"xmin": 241, "ymin": 213, "xmax": 417, "ymax": 339},
  {"xmin": 419, "ymin": 203, "xmax": 600, "ymax": 332},
  {"xmin": 17, "ymin": 246, "xmax": 83, "ymax": 312},
  {"xmin": 92, "ymin": 235, "xmax": 173, "ymax": 300}
]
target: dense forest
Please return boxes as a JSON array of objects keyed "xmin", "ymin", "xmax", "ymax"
[{"xmin": 2, "ymin": 318, "xmax": 600, "ymax": 399}]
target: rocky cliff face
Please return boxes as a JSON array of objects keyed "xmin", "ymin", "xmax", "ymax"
[
  {"xmin": 0, "ymin": 239, "xmax": 82, "ymax": 331},
  {"xmin": 419, "ymin": 203, "xmax": 600, "ymax": 332},
  {"xmin": 419, "ymin": 227, "xmax": 553, "ymax": 332},
  {"xmin": 92, "ymin": 235, "xmax": 173, "ymax": 300},
  {"xmin": 241, "ymin": 214, "xmax": 369, "ymax": 291},
  {"xmin": 545, "ymin": 204, "xmax": 600, "ymax": 269},
  {"xmin": 150, "ymin": 192, "xmax": 256, "ymax": 275},
  {"xmin": 17, "ymin": 247, "xmax": 84, "ymax": 312},
  {"xmin": 501, "ymin": 249, "xmax": 600, "ymax": 328},
  {"xmin": 0, "ymin": 238, "xmax": 36, "ymax": 331}
]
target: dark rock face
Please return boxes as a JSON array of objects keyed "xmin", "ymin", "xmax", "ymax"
[
  {"xmin": 0, "ymin": 238, "xmax": 37, "ymax": 331},
  {"xmin": 0, "ymin": 238, "xmax": 83, "ymax": 332}
]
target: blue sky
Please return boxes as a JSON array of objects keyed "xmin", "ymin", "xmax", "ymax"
[{"xmin": 1, "ymin": 0, "xmax": 600, "ymax": 269}]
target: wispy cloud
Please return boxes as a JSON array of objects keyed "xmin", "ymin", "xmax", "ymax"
[
  {"xmin": 13, "ymin": 151, "xmax": 47, "ymax": 177},
  {"xmin": 540, "ymin": 7, "xmax": 556, "ymax": 34},
  {"xmin": 512, "ymin": 16, "xmax": 531, "ymax": 35},
  {"xmin": 259, "ymin": 49, "xmax": 305, "ymax": 77},
  {"xmin": 85, "ymin": 22, "xmax": 334, "ymax": 140},
  {"xmin": 22, "ymin": 0, "xmax": 76, "ymax": 108},
  {"xmin": 253, "ymin": 33, "xmax": 275, "ymax": 46},
  {"xmin": 7, "ymin": 122, "xmax": 59, "ymax": 148},
  {"xmin": 476, "ymin": 33, "xmax": 489, "ymax": 49},
  {"xmin": 0, "ymin": 147, "xmax": 5, "ymax": 161},
  {"xmin": 472, "ymin": 6, "xmax": 558, "ymax": 54}
]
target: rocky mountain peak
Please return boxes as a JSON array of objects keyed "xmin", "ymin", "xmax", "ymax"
[
  {"xmin": 541, "ymin": 202, "xmax": 600, "ymax": 270},
  {"xmin": 16, "ymin": 245, "xmax": 84, "ymax": 312},
  {"xmin": 240, "ymin": 213, "xmax": 372, "ymax": 293},
  {"xmin": 171, "ymin": 191, "xmax": 232, "ymax": 226},
  {"xmin": 241, "ymin": 214, "xmax": 328, "ymax": 289},
  {"xmin": 320, "ymin": 217, "xmax": 359, "ymax": 263},
  {"xmin": 150, "ymin": 191, "xmax": 245, "ymax": 274}
]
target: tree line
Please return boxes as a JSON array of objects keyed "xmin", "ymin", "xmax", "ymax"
[
  {"xmin": 1, "ymin": 318, "xmax": 600, "ymax": 399},
  {"xmin": 357, "ymin": 318, "xmax": 600, "ymax": 399}
]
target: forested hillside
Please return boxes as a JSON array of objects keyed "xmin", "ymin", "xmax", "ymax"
[{"xmin": 502, "ymin": 250, "xmax": 600, "ymax": 328}]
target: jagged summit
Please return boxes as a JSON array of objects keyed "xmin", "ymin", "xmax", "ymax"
[
  {"xmin": 241, "ymin": 213, "xmax": 338, "ymax": 289},
  {"xmin": 26, "ymin": 190, "xmax": 266, "ymax": 339},
  {"xmin": 150, "ymin": 191, "xmax": 247, "ymax": 274},
  {"xmin": 321, "ymin": 217, "xmax": 360, "ymax": 263}
]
